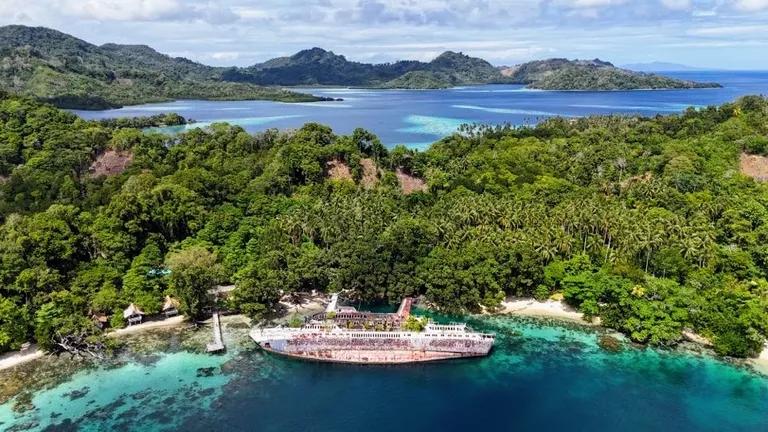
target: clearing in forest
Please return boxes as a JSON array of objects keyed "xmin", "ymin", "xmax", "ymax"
[
  {"xmin": 740, "ymin": 152, "xmax": 768, "ymax": 181},
  {"xmin": 360, "ymin": 158, "xmax": 379, "ymax": 188},
  {"xmin": 89, "ymin": 149, "xmax": 134, "ymax": 177},
  {"xmin": 326, "ymin": 158, "xmax": 354, "ymax": 181},
  {"xmin": 396, "ymin": 168, "xmax": 427, "ymax": 194}
]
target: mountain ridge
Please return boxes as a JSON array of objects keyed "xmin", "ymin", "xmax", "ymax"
[
  {"xmin": 0, "ymin": 25, "xmax": 721, "ymax": 109},
  {"xmin": 0, "ymin": 25, "xmax": 329, "ymax": 109},
  {"xmin": 223, "ymin": 48, "xmax": 720, "ymax": 90}
]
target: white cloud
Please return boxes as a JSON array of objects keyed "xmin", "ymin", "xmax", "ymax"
[
  {"xmin": 62, "ymin": 0, "xmax": 183, "ymax": 21},
  {"xmin": 1, "ymin": 0, "xmax": 768, "ymax": 69},
  {"xmin": 692, "ymin": 9, "xmax": 717, "ymax": 16},
  {"xmin": 733, "ymin": 0, "xmax": 768, "ymax": 11},
  {"xmin": 688, "ymin": 24, "xmax": 768, "ymax": 35},
  {"xmin": 57, "ymin": 0, "xmax": 238, "ymax": 23},
  {"xmin": 232, "ymin": 7, "xmax": 273, "ymax": 21},
  {"xmin": 567, "ymin": 0, "xmax": 626, "ymax": 7},
  {"xmin": 660, "ymin": 0, "xmax": 692, "ymax": 10},
  {"xmin": 210, "ymin": 51, "xmax": 240, "ymax": 60}
]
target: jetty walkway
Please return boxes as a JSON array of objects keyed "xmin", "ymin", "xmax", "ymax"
[{"xmin": 206, "ymin": 312, "xmax": 225, "ymax": 353}]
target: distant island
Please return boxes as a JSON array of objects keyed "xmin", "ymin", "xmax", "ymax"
[
  {"xmin": 227, "ymin": 48, "xmax": 721, "ymax": 91},
  {"xmin": 499, "ymin": 59, "xmax": 720, "ymax": 91},
  {"xmin": 0, "ymin": 25, "xmax": 332, "ymax": 110},
  {"xmin": 0, "ymin": 25, "xmax": 721, "ymax": 110}
]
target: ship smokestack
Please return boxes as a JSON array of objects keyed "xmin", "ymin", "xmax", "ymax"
[
  {"xmin": 397, "ymin": 298, "xmax": 413, "ymax": 318},
  {"xmin": 326, "ymin": 293, "xmax": 339, "ymax": 313}
]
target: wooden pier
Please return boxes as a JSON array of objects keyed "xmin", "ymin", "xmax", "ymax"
[{"xmin": 206, "ymin": 312, "xmax": 225, "ymax": 353}]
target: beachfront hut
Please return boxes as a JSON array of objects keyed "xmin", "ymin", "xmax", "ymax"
[
  {"xmin": 91, "ymin": 313, "xmax": 109, "ymax": 330},
  {"xmin": 162, "ymin": 296, "xmax": 180, "ymax": 317},
  {"xmin": 123, "ymin": 303, "xmax": 145, "ymax": 326}
]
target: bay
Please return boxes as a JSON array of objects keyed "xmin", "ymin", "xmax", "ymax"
[
  {"xmin": 0, "ymin": 316, "xmax": 766, "ymax": 432},
  {"xmin": 72, "ymin": 71, "xmax": 768, "ymax": 150}
]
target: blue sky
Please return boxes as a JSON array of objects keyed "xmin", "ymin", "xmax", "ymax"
[{"xmin": 1, "ymin": 0, "xmax": 767, "ymax": 69}]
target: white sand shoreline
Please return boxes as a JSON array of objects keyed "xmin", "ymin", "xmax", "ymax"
[
  {"xmin": 0, "ymin": 346, "xmax": 44, "ymax": 372},
  {"xmin": 498, "ymin": 298, "xmax": 768, "ymax": 376},
  {"xmin": 3, "ymin": 296, "xmax": 767, "ymax": 375},
  {"xmin": 493, "ymin": 297, "xmax": 595, "ymax": 324},
  {"xmin": 107, "ymin": 315, "xmax": 187, "ymax": 337},
  {"xmin": 750, "ymin": 345, "xmax": 768, "ymax": 375},
  {"xmin": 0, "ymin": 316, "xmax": 189, "ymax": 372}
]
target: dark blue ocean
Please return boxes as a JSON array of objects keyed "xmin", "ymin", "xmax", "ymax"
[
  {"xmin": 1, "ymin": 316, "xmax": 766, "ymax": 431},
  {"xmin": 72, "ymin": 71, "xmax": 768, "ymax": 149}
]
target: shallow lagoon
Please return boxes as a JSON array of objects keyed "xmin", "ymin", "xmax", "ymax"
[
  {"xmin": 1, "ymin": 316, "xmax": 766, "ymax": 432},
  {"xmin": 72, "ymin": 71, "xmax": 768, "ymax": 149}
]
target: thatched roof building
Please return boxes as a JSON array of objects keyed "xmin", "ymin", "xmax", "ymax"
[
  {"xmin": 162, "ymin": 296, "xmax": 180, "ymax": 317},
  {"xmin": 162, "ymin": 296, "xmax": 180, "ymax": 311},
  {"xmin": 123, "ymin": 303, "xmax": 145, "ymax": 325},
  {"xmin": 123, "ymin": 303, "xmax": 145, "ymax": 319},
  {"xmin": 92, "ymin": 313, "xmax": 108, "ymax": 329}
]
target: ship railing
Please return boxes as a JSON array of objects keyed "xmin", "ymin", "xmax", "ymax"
[
  {"xmin": 425, "ymin": 323, "xmax": 467, "ymax": 332},
  {"xmin": 259, "ymin": 322, "xmax": 495, "ymax": 338}
]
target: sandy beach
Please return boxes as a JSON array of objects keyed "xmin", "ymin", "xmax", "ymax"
[
  {"xmin": 278, "ymin": 294, "xmax": 329, "ymax": 320},
  {"xmin": 682, "ymin": 329, "xmax": 713, "ymax": 347},
  {"xmin": 0, "ymin": 293, "xmax": 328, "ymax": 372},
  {"xmin": 0, "ymin": 345, "xmax": 44, "ymax": 372},
  {"xmin": 0, "ymin": 316, "xmax": 189, "ymax": 372},
  {"xmin": 107, "ymin": 315, "xmax": 187, "ymax": 337},
  {"xmin": 750, "ymin": 345, "xmax": 768, "ymax": 375},
  {"xmin": 496, "ymin": 297, "xmax": 593, "ymax": 324}
]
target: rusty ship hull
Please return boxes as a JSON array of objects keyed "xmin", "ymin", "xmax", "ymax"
[
  {"xmin": 252, "ymin": 327, "xmax": 494, "ymax": 364},
  {"xmin": 250, "ymin": 296, "xmax": 495, "ymax": 364},
  {"xmin": 258, "ymin": 346, "xmax": 488, "ymax": 364}
]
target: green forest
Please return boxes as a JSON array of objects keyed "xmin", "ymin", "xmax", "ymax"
[{"xmin": 0, "ymin": 90, "xmax": 767, "ymax": 359}]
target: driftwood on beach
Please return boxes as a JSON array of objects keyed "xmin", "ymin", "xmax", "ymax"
[{"xmin": 50, "ymin": 331, "xmax": 107, "ymax": 359}]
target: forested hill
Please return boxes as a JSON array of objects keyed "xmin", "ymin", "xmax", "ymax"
[
  {"xmin": 500, "ymin": 58, "xmax": 721, "ymax": 90},
  {"xmin": 0, "ymin": 25, "xmax": 327, "ymax": 109},
  {"xmin": 224, "ymin": 48, "xmax": 719, "ymax": 90},
  {"xmin": 221, "ymin": 48, "xmax": 501, "ymax": 88},
  {"xmin": 0, "ymin": 25, "xmax": 720, "ymax": 106},
  {"xmin": 1, "ymin": 92, "xmax": 767, "ymax": 359}
]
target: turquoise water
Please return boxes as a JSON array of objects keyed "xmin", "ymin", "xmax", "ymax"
[
  {"xmin": 143, "ymin": 114, "xmax": 305, "ymax": 134},
  {"xmin": 0, "ymin": 352, "xmax": 232, "ymax": 431},
  {"xmin": 1, "ymin": 317, "xmax": 766, "ymax": 431},
  {"xmin": 71, "ymin": 71, "xmax": 768, "ymax": 148}
]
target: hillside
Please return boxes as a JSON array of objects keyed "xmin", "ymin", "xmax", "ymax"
[
  {"xmin": 500, "ymin": 58, "xmax": 720, "ymax": 90},
  {"xmin": 381, "ymin": 52, "xmax": 501, "ymax": 89},
  {"xmin": 223, "ymin": 48, "xmax": 499, "ymax": 88},
  {"xmin": 0, "ymin": 25, "xmax": 327, "ymax": 109},
  {"xmin": 0, "ymin": 92, "xmax": 767, "ymax": 360},
  {"xmin": 230, "ymin": 49, "xmax": 718, "ymax": 90},
  {"xmin": 381, "ymin": 71, "xmax": 458, "ymax": 89}
]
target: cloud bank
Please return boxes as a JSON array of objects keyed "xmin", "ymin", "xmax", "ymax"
[{"xmin": 1, "ymin": 0, "xmax": 766, "ymax": 69}]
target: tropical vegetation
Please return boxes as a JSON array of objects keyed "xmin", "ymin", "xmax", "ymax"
[{"xmin": 0, "ymin": 90, "xmax": 767, "ymax": 359}]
